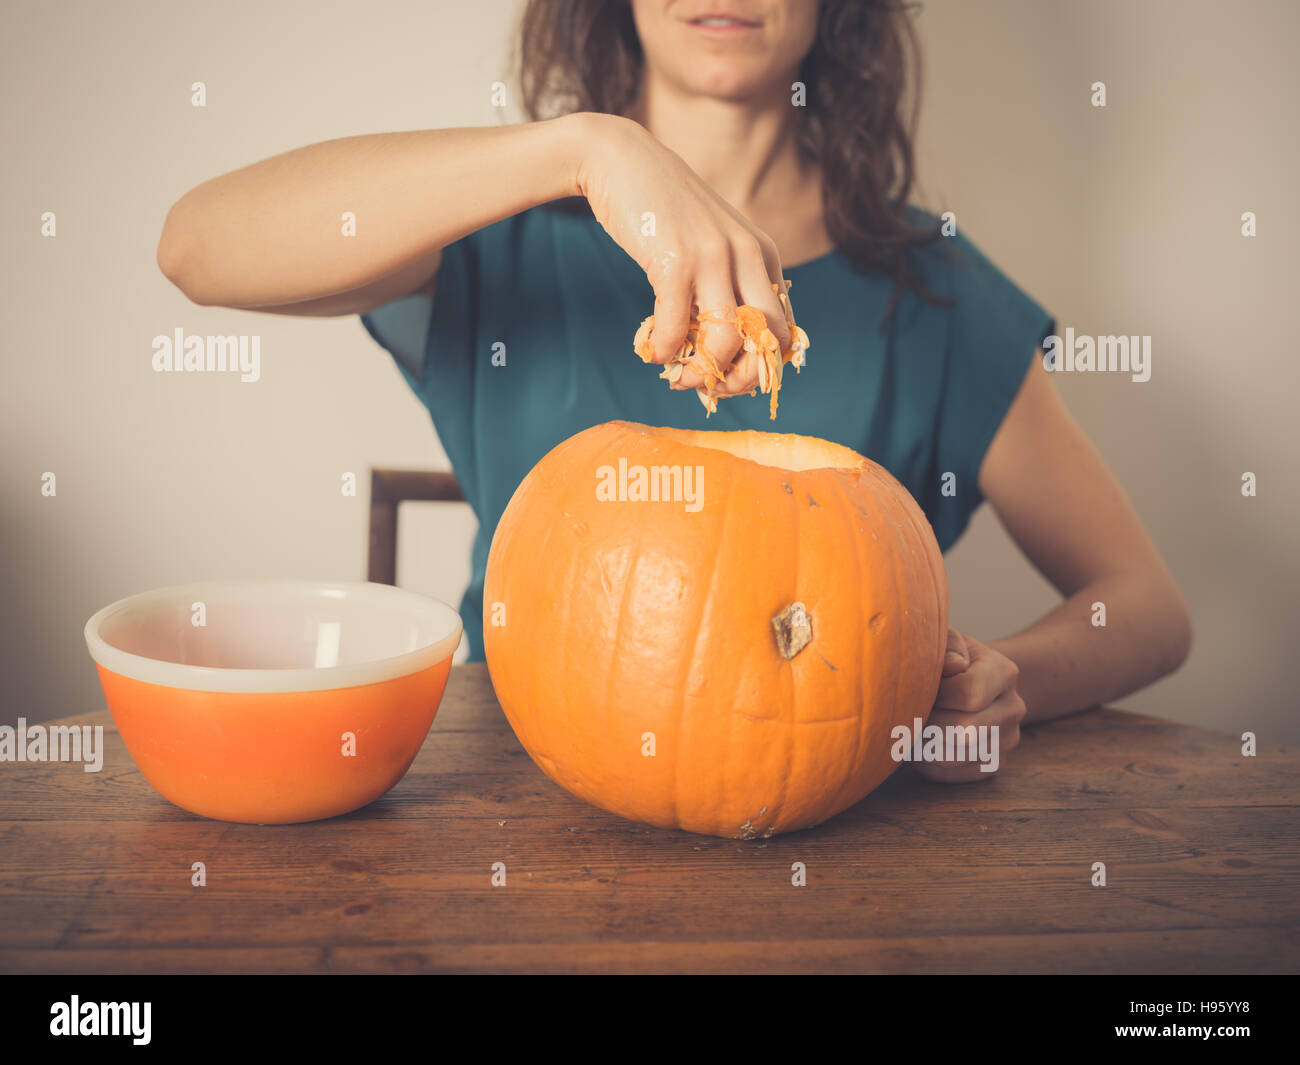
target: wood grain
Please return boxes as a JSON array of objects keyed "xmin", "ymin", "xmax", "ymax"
[{"xmin": 1, "ymin": 664, "xmax": 1296, "ymax": 974}]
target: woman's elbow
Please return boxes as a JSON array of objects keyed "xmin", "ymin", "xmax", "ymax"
[
  {"xmin": 1156, "ymin": 580, "xmax": 1193, "ymax": 677},
  {"xmin": 156, "ymin": 201, "xmax": 213, "ymax": 305}
]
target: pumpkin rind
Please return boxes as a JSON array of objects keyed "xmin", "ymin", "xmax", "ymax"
[{"xmin": 484, "ymin": 420, "xmax": 949, "ymax": 839}]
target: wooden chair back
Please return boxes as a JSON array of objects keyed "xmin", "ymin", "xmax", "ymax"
[{"xmin": 367, "ymin": 468, "xmax": 466, "ymax": 585}]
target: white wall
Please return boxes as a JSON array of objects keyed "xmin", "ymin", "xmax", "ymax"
[{"xmin": 922, "ymin": 0, "xmax": 1299, "ymax": 738}]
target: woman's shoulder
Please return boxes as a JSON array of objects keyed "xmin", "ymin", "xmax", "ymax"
[
  {"xmin": 901, "ymin": 204, "xmax": 1054, "ymax": 398},
  {"xmin": 899, "ymin": 205, "xmax": 1043, "ymax": 315}
]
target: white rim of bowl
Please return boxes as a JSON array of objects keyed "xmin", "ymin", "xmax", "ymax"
[{"xmin": 84, "ymin": 580, "xmax": 463, "ymax": 694}]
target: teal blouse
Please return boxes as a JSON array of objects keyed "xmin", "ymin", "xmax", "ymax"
[{"xmin": 362, "ymin": 204, "xmax": 1053, "ymax": 661}]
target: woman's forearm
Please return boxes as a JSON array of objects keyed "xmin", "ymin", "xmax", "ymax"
[
  {"xmin": 989, "ymin": 570, "xmax": 1192, "ymax": 724},
  {"xmin": 156, "ymin": 114, "xmax": 589, "ymax": 308}
]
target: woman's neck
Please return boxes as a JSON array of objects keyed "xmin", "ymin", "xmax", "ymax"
[
  {"xmin": 624, "ymin": 72, "xmax": 831, "ymax": 266},
  {"xmin": 626, "ymin": 74, "xmax": 809, "ymax": 215}
]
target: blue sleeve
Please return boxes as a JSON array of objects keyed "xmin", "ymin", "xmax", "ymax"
[
  {"xmin": 933, "ymin": 230, "xmax": 1055, "ymax": 547},
  {"xmin": 359, "ymin": 236, "xmax": 476, "ymax": 412}
]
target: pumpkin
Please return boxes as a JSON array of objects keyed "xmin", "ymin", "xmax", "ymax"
[{"xmin": 483, "ymin": 420, "xmax": 948, "ymax": 839}]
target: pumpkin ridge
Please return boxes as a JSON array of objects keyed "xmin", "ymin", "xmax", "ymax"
[
  {"xmin": 821, "ymin": 471, "xmax": 872, "ymax": 815},
  {"xmin": 504, "ymin": 461, "xmax": 556, "ymax": 775},
  {"xmin": 875, "ymin": 464, "xmax": 909, "ymax": 804},
  {"xmin": 534, "ymin": 457, "xmax": 574, "ymax": 776},
  {"xmin": 603, "ymin": 421, "xmax": 669, "ymax": 819},
  {"xmin": 681, "ymin": 450, "xmax": 746, "ymax": 834},
  {"xmin": 771, "ymin": 460, "xmax": 801, "ymax": 835},
  {"xmin": 600, "ymin": 451, "xmax": 642, "ymax": 810},
  {"xmin": 849, "ymin": 464, "xmax": 900, "ymax": 806},
  {"xmin": 891, "ymin": 462, "xmax": 949, "ymax": 698},
  {"xmin": 867, "ymin": 457, "xmax": 942, "ymax": 779}
]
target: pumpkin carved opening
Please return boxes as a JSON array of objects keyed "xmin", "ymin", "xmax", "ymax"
[{"xmin": 640, "ymin": 425, "xmax": 865, "ymax": 473}]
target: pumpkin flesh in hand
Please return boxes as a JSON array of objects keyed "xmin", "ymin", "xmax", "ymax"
[
  {"xmin": 483, "ymin": 420, "xmax": 949, "ymax": 839},
  {"xmin": 632, "ymin": 286, "xmax": 810, "ymax": 420}
]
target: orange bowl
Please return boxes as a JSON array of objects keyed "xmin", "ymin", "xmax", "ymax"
[{"xmin": 84, "ymin": 580, "xmax": 462, "ymax": 824}]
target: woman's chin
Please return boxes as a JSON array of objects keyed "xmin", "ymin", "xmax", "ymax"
[{"xmin": 674, "ymin": 66, "xmax": 791, "ymax": 106}]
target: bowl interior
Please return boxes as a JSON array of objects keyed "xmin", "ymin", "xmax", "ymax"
[{"xmin": 95, "ymin": 582, "xmax": 458, "ymax": 670}]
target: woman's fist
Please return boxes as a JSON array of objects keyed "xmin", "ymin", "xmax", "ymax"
[{"xmin": 912, "ymin": 629, "xmax": 1026, "ymax": 783}]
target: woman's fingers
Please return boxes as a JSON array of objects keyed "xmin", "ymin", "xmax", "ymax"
[
  {"xmin": 911, "ymin": 694, "xmax": 1025, "ymax": 783},
  {"xmin": 709, "ymin": 344, "xmax": 763, "ymax": 398},
  {"xmin": 673, "ymin": 247, "xmax": 740, "ymax": 393},
  {"xmin": 647, "ymin": 275, "xmax": 692, "ymax": 365},
  {"xmin": 918, "ymin": 634, "xmax": 1027, "ymax": 783},
  {"xmin": 733, "ymin": 232, "xmax": 792, "ymax": 353},
  {"xmin": 943, "ymin": 628, "xmax": 971, "ymax": 676},
  {"xmin": 934, "ymin": 640, "xmax": 1019, "ymax": 712},
  {"xmin": 672, "ymin": 228, "xmax": 793, "ymax": 399},
  {"xmin": 633, "ymin": 215, "xmax": 798, "ymax": 405},
  {"xmin": 704, "ymin": 191, "xmax": 794, "ymax": 348}
]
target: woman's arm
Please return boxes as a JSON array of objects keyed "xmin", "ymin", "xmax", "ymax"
[
  {"xmin": 977, "ymin": 356, "xmax": 1192, "ymax": 723},
  {"xmin": 156, "ymin": 117, "xmax": 590, "ymax": 313},
  {"xmin": 156, "ymin": 113, "xmax": 796, "ymax": 406},
  {"xmin": 914, "ymin": 355, "xmax": 1191, "ymax": 783}
]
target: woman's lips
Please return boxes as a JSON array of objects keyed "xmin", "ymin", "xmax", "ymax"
[{"xmin": 687, "ymin": 15, "xmax": 763, "ymax": 34}]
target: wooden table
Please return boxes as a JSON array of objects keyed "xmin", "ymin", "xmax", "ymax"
[{"xmin": 2, "ymin": 664, "xmax": 1297, "ymax": 974}]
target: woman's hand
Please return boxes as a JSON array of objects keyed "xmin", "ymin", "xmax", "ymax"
[
  {"xmin": 912, "ymin": 629, "xmax": 1026, "ymax": 783},
  {"xmin": 574, "ymin": 112, "xmax": 796, "ymax": 399}
]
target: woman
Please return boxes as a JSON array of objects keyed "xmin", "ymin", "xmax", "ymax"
[{"xmin": 156, "ymin": 0, "xmax": 1191, "ymax": 781}]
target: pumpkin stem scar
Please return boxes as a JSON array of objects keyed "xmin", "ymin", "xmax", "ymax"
[
  {"xmin": 739, "ymin": 805, "xmax": 770, "ymax": 840},
  {"xmin": 772, "ymin": 602, "xmax": 814, "ymax": 660}
]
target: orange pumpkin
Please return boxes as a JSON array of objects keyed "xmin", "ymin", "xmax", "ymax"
[{"xmin": 483, "ymin": 421, "xmax": 948, "ymax": 838}]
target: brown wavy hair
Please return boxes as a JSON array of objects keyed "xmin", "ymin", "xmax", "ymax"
[{"xmin": 514, "ymin": 0, "xmax": 947, "ymax": 317}]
